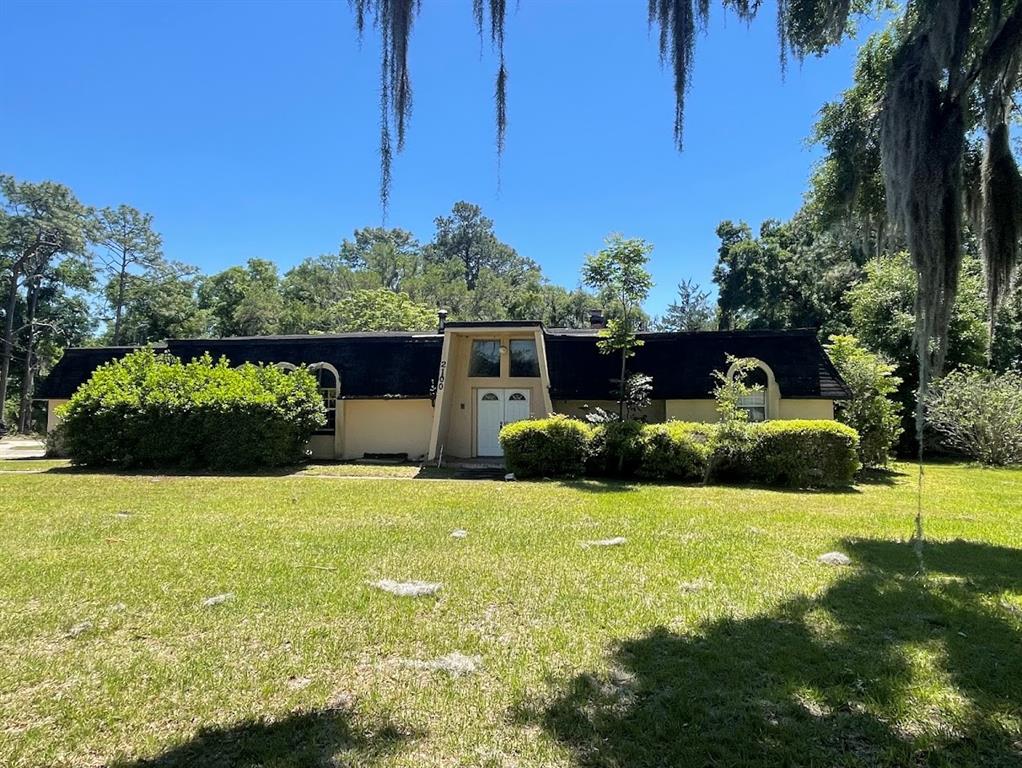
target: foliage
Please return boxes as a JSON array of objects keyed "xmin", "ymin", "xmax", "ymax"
[
  {"xmin": 657, "ymin": 279, "xmax": 715, "ymax": 331},
  {"xmin": 712, "ymin": 218, "xmax": 864, "ymax": 335},
  {"xmin": 587, "ymin": 420, "xmax": 645, "ymax": 477},
  {"xmin": 199, "ymin": 259, "xmax": 283, "ymax": 337},
  {"xmin": 326, "ymin": 288, "xmax": 436, "ymax": 332},
  {"xmin": 848, "ymin": 251, "xmax": 988, "ymax": 451},
  {"xmin": 93, "ymin": 205, "xmax": 164, "ymax": 345},
  {"xmin": 498, "ymin": 415, "xmax": 594, "ymax": 478},
  {"xmin": 582, "ymin": 235, "xmax": 654, "ymax": 419},
  {"xmin": 635, "ymin": 421, "xmax": 712, "ymax": 481},
  {"xmin": 58, "ymin": 349, "xmax": 325, "ymax": 469},
  {"xmin": 925, "ymin": 367, "xmax": 1022, "ymax": 466},
  {"xmin": 825, "ymin": 334, "xmax": 903, "ymax": 468},
  {"xmin": 738, "ymin": 419, "xmax": 862, "ymax": 489}
]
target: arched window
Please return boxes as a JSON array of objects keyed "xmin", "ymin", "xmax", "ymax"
[
  {"xmin": 274, "ymin": 362, "xmax": 298, "ymax": 372},
  {"xmin": 308, "ymin": 363, "xmax": 339, "ymax": 436},
  {"xmin": 728, "ymin": 359, "xmax": 775, "ymax": 422},
  {"xmin": 508, "ymin": 392, "xmax": 526, "ymax": 401},
  {"xmin": 481, "ymin": 392, "xmax": 499, "ymax": 401}
]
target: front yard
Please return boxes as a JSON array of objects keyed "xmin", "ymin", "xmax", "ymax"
[{"xmin": 1, "ymin": 463, "xmax": 1019, "ymax": 767}]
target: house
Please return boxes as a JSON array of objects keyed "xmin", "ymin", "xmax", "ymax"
[{"xmin": 35, "ymin": 313, "xmax": 849, "ymax": 462}]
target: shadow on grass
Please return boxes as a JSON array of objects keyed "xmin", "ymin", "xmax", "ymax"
[
  {"xmin": 855, "ymin": 467, "xmax": 911, "ymax": 486},
  {"xmin": 557, "ymin": 478, "xmax": 638, "ymax": 493},
  {"xmin": 520, "ymin": 539, "xmax": 1022, "ymax": 767},
  {"xmin": 111, "ymin": 707, "xmax": 411, "ymax": 768}
]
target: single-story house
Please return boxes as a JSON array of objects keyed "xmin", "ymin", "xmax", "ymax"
[{"xmin": 35, "ymin": 313, "xmax": 849, "ymax": 462}]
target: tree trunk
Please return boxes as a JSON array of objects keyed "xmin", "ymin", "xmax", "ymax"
[
  {"xmin": 17, "ymin": 276, "xmax": 41, "ymax": 434},
  {"xmin": 618, "ymin": 348, "xmax": 627, "ymax": 420},
  {"xmin": 0, "ymin": 261, "xmax": 24, "ymax": 417},
  {"xmin": 112, "ymin": 251, "xmax": 128, "ymax": 345}
]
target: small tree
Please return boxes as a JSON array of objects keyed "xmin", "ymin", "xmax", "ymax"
[
  {"xmin": 825, "ymin": 334, "xmax": 903, "ymax": 468},
  {"xmin": 925, "ymin": 367, "xmax": 1022, "ymax": 466},
  {"xmin": 581, "ymin": 235, "xmax": 654, "ymax": 419},
  {"xmin": 658, "ymin": 279, "xmax": 715, "ymax": 331},
  {"xmin": 705, "ymin": 355, "xmax": 762, "ymax": 481}
]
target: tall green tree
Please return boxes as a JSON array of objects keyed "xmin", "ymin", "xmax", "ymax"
[
  {"xmin": 93, "ymin": 205, "xmax": 164, "ymax": 345},
  {"xmin": 199, "ymin": 259, "xmax": 282, "ymax": 337},
  {"xmin": 326, "ymin": 288, "xmax": 436, "ymax": 332},
  {"xmin": 113, "ymin": 259, "xmax": 207, "ymax": 344},
  {"xmin": 657, "ymin": 279, "xmax": 715, "ymax": 332},
  {"xmin": 581, "ymin": 235, "xmax": 654, "ymax": 419},
  {"xmin": 339, "ymin": 227, "xmax": 422, "ymax": 291},
  {"xmin": 0, "ymin": 175, "xmax": 91, "ymax": 423}
]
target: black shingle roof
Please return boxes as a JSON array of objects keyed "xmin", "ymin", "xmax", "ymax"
[
  {"xmin": 33, "ymin": 347, "xmax": 146, "ymax": 399},
  {"xmin": 544, "ymin": 328, "xmax": 850, "ymax": 400},
  {"xmin": 164, "ymin": 335, "xmax": 444, "ymax": 399},
  {"xmin": 36, "ymin": 328, "xmax": 848, "ymax": 401}
]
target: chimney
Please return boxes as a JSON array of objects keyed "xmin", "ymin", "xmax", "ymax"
[
  {"xmin": 588, "ymin": 308, "xmax": 606, "ymax": 329},
  {"xmin": 437, "ymin": 309, "xmax": 448, "ymax": 334}
]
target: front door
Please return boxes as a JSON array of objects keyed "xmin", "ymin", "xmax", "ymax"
[{"xmin": 476, "ymin": 388, "xmax": 531, "ymax": 456}]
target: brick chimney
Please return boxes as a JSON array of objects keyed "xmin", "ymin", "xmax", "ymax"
[{"xmin": 588, "ymin": 309, "xmax": 606, "ymax": 329}]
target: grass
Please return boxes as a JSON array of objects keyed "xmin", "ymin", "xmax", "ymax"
[{"xmin": 0, "ymin": 462, "xmax": 1019, "ymax": 767}]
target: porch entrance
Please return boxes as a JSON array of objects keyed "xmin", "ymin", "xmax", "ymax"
[{"xmin": 476, "ymin": 388, "xmax": 530, "ymax": 456}]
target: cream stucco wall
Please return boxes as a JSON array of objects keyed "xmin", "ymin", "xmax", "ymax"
[
  {"xmin": 45, "ymin": 399, "xmax": 68, "ymax": 434},
  {"xmin": 341, "ymin": 398, "xmax": 434, "ymax": 460},
  {"xmin": 553, "ymin": 399, "xmax": 666, "ymax": 423},
  {"xmin": 436, "ymin": 332, "xmax": 546, "ymax": 458},
  {"xmin": 665, "ymin": 398, "xmax": 836, "ymax": 422},
  {"xmin": 665, "ymin": 399, "xmax": 720, "ymax": 422},
  {"xmin": 778, "ymin": 399, "xmax": 834, "ymax": 420}
]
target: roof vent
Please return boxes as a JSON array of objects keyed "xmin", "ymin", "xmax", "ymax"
[
  {"xmin": 588, "ymin": 309, "xmax": 606, "ymax": 329},
  {"xmin": 437, "ymin": 309, "xmax": 448, "ymax": 334}
]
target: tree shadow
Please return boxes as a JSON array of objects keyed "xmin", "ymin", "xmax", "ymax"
[
  {"xmin": 557, "ymin": 478, "xmax": 638, "ymax": 493},
  {"xmin": 110, "ymin": 707, "xmax": 412, "ymax": 768},
  {"xmin": 522, "ymin": 539, "xmax": 1022, "ymax": 767},
  {"xmin": 855, "ymin": 467, "xmax": 910, "ymax": 486}
]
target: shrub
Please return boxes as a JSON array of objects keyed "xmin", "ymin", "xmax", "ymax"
[
  {"xmin": 59, "ymin": 349, "xmax": 325, "ymax": 469},
  {"xmin": 925, "ymin": 367, "xmax": 1022, "ymax": 466},
  {"xmin": 736, "ymin": 420, "xmax": 861, "ymax": 488},
  {"xmin": 825, "ymin": 334, "xmax": 903, "ymax": 468},
  {"xmin": 636, "ymin": 421, "xmax": 712, "ymax": 481},
  {"xmin": 499, "ymin": 415, "xmax": 594, "ymax": 478},
  {"xmin": 587, "ymin": 419, "xmax": 645, "ymax": 476}
]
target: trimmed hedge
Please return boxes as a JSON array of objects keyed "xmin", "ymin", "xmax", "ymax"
[
  {"xmin": 743, "ymin": 420, "xmax": 861, "ymax": 488},
  {"xmin": 501, "ymin": 416, "xmax": 861, "ymax": 488},
  {"xmin": 636, "ymin": 421, "xmax": 713, "ymax": 481},
  {"xmin": 57, "ymin": 349, "xmax": 325, "ymax": 469},
  {"xmin": 498, "ymin": 415, "xmax": 594, "ymax": 478}
]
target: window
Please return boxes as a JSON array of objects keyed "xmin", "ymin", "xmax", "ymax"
[
  {"xmin": 508, "ymin": 392, "xmax": 526, "ymax": 401},
  {"xmin": 737, "ymin": 390, "xmax": 767, "ymax": 422},
  {"xmin": 469, "ymin": 340, "xmax": 501, "ymax": 377},
  {"xmin": 509, "ymin": 339, "xmax": 539, "ymax": 377},
  {"xmin": 312, "ymin": 366, "xmax": 338, "ymax": 435},
  {"xmin": 737, "ymin": 365, "xmax": 768, "ymax": 422}
]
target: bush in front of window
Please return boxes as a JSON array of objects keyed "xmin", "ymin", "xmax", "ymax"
[
  {"xmin": 57, "ymin": 349, "xmax": 325, "ymax": 469},
  {"xmin": 636, "ymin": 422, "xmax": 713, "ymax": 481},
  {"xmin": 733, "ymin": 420, "xmax": 861, "ymax": 488},
  {"xmin": 499, "ymin": 415, "xmax": 594, "ymax": 478}
]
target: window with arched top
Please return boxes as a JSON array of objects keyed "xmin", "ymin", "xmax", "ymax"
[
  {"xmin": 481, "ymin": 392, "xmax": 499, "ymax": 401},
  {"xmin": 729, "ymin": 359, "xmax": 774, "ymax": 422},
  {"xmin": 508, "ymin": 392, "xmax": 526, "ymax": 401},
  {"xmin": 308, "ymin": 363, "xmax": 339, "ymax": 435}
]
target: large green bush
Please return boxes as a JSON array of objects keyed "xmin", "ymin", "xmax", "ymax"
[
  {"xmin": 58, "ymin": 349, "xmax": 325, "ymax": 469},
  {"xmin": 825, "ymin": 334, "xmax": 903, "ymax": 468},
  {"xmin": 925, "ymin": 367, "xmax": 1022, "ymax": 466},
  {"xmin": 499, "ymin": 415, "xmax": 594, "ymax": 478},
  {"xmin": 636, "ymin": 421, "xmax": 712, "ymax": 481},
  {"xmin": 738, "ymin": 420, "xmax": 861, "ymax": 488}
]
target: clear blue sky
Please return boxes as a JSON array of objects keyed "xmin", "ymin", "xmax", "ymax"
[{"xmin": 1, "ymin": 1, "xmax": 877, "ymax": 312}]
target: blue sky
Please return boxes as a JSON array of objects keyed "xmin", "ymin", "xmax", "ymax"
[{"xmin": 1, "ymin": 1, "xmax": 877, "ymax": 312}]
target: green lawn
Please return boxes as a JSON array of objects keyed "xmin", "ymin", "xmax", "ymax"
[{"xmin": 0, "ymin": 463, "xmax": 1019, "ymax": 767}]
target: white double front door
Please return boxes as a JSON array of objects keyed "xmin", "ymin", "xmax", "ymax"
[{"xmin": 476, "ymin": 388, "xmax": 531, "ymax": 456}]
